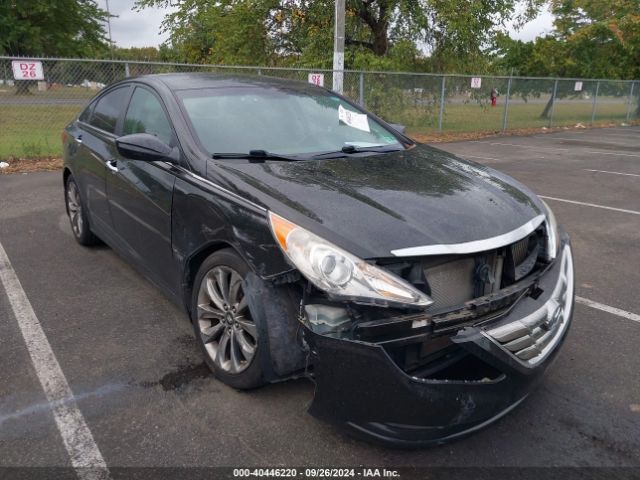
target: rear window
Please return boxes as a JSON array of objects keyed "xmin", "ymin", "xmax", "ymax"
[{"xmin": 89, "ymin": 87, "xmax": 130, "ymax": 134}]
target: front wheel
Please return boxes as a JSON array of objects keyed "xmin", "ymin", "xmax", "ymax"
[{"xmin": 191, "ymin": 249, "xmax": 269, "ymax": 389}]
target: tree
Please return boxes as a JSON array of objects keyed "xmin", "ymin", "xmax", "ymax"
[
  {"xmin": 0, "ymin": 0, "xmax": 110, "ymax": 57},
  {"xmin": 0, "ymin": 0, "xmax": 110, "ymax": 93},
  {"xmin": 135, "ymin": 0, "xmax": 543, "ymax": 70},
  {"xmin": 492, "ymin": 1, "xmax": 640, "ymax": 118},
  {"xmin": 550, "ymin": 0, "xmax": 640, "ymax": 80},
  {"xmin": 110, "ymin": 47, "xmax": 163, "ymax": 61},
  {"xmin": 550, "ymin": 0, "xmax": 640, "ymax": 116},
  {"xmin": 493, "ymin": 0, "xmax": 640, "ymax": 79}
]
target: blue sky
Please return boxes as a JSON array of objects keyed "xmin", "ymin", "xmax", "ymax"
[{"xmin": 102, "ymin": 0, "xmax": 555, "ymax": 49}]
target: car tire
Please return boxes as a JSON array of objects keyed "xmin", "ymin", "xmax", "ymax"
[
  {"xmin": 191, "ymin": 248, "xmax": 269, "ymax": 390},
  {"xmin": 65, "ymin": 176, "xmax": 98, "ymax": 246}
]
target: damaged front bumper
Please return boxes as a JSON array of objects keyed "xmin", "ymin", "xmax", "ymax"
[{"xmin": 303, "ymin": 237, "xmax": 575, "ymax": 447}]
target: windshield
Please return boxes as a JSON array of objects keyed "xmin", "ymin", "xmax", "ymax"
[{"xmin": 178, "ymin": 85, "xmax": 403, "ymax": 156}]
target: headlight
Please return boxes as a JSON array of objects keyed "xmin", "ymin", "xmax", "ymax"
[
  {"xmin": 269, "ymin": 212, "xmax": 433, "ymax": 308},
  {"xmin": 541, "ymin": 200, "xmax": 560, "ymax": 261}
]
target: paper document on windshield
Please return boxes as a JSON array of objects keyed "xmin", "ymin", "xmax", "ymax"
[{"xmin": 338, "ymin": 105, "xmax": 370, "ymax": 133}]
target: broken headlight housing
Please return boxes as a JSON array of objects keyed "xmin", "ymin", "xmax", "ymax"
[
  {"xmin": 269, "ymin": 212, "xmax": 433, "ymax": 308},
  {"xmin": 541, "ymin": 199, "xmax": 560, "ymax": 262}
]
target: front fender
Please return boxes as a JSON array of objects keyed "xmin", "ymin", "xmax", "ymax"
[{"xmin": 171, "ymin": 172, "xmax": 293, "ymax": 281}]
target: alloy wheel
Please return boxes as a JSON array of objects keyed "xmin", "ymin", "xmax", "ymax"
[
  {"xmin": 66, "ymin": 181, "xmax": 84, "ymax": 237},
  {"xmin": 196, "ymin": 266, "xmax": 257, "ymax": 374}
]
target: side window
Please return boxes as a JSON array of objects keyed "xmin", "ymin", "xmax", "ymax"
[
  {"xmin": 123, "ymin": 87, "xmax": 174, "ymax": 145},
  {"xmin": 89, "ymin": 87, "xmax": 130, "ymax": 134},
  {"xmin": 78, "ymin": 101, "xmax": 94, "ymax": 123}
]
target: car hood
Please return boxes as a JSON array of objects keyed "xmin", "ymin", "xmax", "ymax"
[{"xmin": 213, "ymin": 144, "xmax": 544, "ymax": 259}]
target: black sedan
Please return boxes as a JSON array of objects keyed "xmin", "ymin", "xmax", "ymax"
[{"xmin": 62, "ymin": 73, "xmax": 575, "ymax": 447}]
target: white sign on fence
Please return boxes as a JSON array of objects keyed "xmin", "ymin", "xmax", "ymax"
[
  {"xmin": 574, "ymin": 81, "xmax": 583, "ymax": 91},
  {"xmin": 470, "ymin": 77, "xmax": 482, "ymax": 89},
  {"xmin": 11, "ymin": 60, "xmax": 45, "ymax": 80},
  {"xmin": 308, "ymin": 73, "xmax": 324, "ymax": 87}
]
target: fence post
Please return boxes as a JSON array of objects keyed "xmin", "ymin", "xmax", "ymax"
[
  {"xmin": 124, "ymin": 62, "xmax": 130, "ymax": 78},
  {"xmin": 502, "ymin": 76, "xmax": 512, "ymax": 132},
  {"xmin": 626, "ymin": 81, "xmax": 635, "ymax": 122},
  {"xmin": 438, "ymin": 76, "xmax": 446, "ymax": 132},
  {"xmin": 549, "ymin": 79, "xmax": 558, "ymax": 128},
  {"xmin": 590, "ymin": 81, "xmax": 600, "ymax": 125},
  {"xmin": 358, "ymin": 72, "xmax": 364, "ymax": 106}
]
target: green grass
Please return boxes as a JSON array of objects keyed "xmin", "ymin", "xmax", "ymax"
[
  {"xmin": 0, "ymin": 85, "xmax": 97, "ymax": 100},
  {"xmin": 0, "ymin": 85, "xmax": 96, "ymax": 158},
  {"xmin": 405, "ymin": 99, "xmax": 633, "ymax": 136},
  {"xmin": 0, "ymin": 105, "xmax": 80, "ymax": 158},
  {"xmin": 0, "ymin": 94, "xmax": 635, "ymax": 159}
]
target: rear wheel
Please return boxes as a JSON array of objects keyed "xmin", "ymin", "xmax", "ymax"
[
  {"xmin": 191, "ymin": 249, "xmax": 268, "ymax": 389},
  {"xmin": 65, "ymin": 176, "xmax": 97, "ymax": 246}
]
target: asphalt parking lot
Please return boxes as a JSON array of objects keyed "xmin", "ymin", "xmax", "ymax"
[{"xmin": 1, "ymin": 126, "xmax": 639, "ymax": 473}]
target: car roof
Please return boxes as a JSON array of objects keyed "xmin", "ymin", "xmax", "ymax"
[{"xmin": 131, "ymin": 72, "xmax": 323, "ymax": 93}]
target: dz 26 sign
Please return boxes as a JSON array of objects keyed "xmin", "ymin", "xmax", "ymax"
[
  {"xmin": 12, "ymin": 61, "xmax": 45, "ymax": 81},
  {"xmin": 308, "ymin": 73, "xmax": 325, "ymax": 87}
]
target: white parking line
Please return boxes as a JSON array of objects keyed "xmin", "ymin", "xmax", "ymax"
[
  {"xmin": 478, "ymin": 140, "xmax": 640, "ymax": 157},
  {"xmin": 539, "ymin": 196, "xmax": 640, "ymax": 215},
  {"xmin": 545, "ymin": 135, "xmax": 639, "ymax": 142},
  {"xmin": 460, "ymin": 154, "xmax": 503, "ymax": 162},
  {"xmin": 0, "ymin": 241, "xmax": 110, "ymax": 480},
  {"xmin": 543, "ymin": 137, "xmax": 588, "ymax": 141},
  {"xmin": 595, "ymin": 132, "xmax": 640, "ymax": 139},
  {"xmin": 604, "ymin": 127, "xmax": 640, "ymax": 132},
  {"xmin": 576, "ymin": 297, "xmax": 640, "ymax": 323},
  {"xmin": 584, "ymin": 169, "xmax": 640, "ymax": 178},
  {"xmin": 587, "ymin": 150, "xmax": 640, "ymax": 158},
  {"xmin": 486, "ymin": 141, "xmax": 570, "ymax": 151}
]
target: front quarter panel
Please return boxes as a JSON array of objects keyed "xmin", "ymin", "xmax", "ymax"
[{"xmin": 170, "ymin": 168, "xmax": 293, "ymax": 296}]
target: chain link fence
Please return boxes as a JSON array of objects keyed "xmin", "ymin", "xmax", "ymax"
[{"xmin": 1, "ymin": 56, "xmax": 638, "ymax": 158}]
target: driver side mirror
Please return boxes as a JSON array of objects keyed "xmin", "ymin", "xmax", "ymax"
[
  {"xmin": 116, "ymin": 133, "xmax": 177, "ymax": 163},
  {"xmin": 388, "ymin": 123, "xmax": 406, "ymax": 134}
]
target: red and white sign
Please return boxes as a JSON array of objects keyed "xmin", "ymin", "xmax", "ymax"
[
  {"xmin": 470, "ymin": 77, "xmax": 482, "ymax": 89},
  {"xmin": 12, "ymin": 60, "xmax": 45, "ymax": 81},
  {"xmin": 308, "ymin": 73, "xmax": 324, "ymax": 87}
]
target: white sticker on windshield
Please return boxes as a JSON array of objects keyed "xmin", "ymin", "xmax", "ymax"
[{"xmin": 338, "ymin": 104, "xmax": 370, "ymax": 133}]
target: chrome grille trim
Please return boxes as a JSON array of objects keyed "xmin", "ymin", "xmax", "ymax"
[
  {"xmin": 483, "ymin": 245, "xmax": 574, "ymax": 366},
  {"xmin": 390, "ymin": 214, "xmax": 545, "ymax": 257}
]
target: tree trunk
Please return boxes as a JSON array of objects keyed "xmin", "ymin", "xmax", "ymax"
[
  {"xmin": 15, "ymin": 81, "xmax": 33, "ymax": 95},
  {"xmin": 539, "ymin": 95, "xmax": 554, "ymax": 119},
  {"xmin": 371, "ymin": 22, "xmax": 389, "ymax": 55},
  {"xmin": 357, "ymin": 2, "xmax": 390, "ymax": 56}
]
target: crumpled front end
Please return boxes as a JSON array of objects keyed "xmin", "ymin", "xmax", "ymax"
[{"xmin": 302, "ymin": 233, "xmax": 575, "ymax": 447}]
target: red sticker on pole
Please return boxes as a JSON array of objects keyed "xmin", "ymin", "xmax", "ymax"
[{"xmin": 11, "ymin": 60, "xmax": 45, "ymax": 80}]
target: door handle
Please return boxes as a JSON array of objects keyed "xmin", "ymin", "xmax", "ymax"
[
  {"xmin": 75, "ymin": 135, "xmax": 83, "ymax": 144},
  {"xmin": 106, "ymin": 159, "xmax": 119, "ymax": 173}
]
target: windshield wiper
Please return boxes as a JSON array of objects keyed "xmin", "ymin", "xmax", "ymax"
[
  {"xmin": 211, "ymin": 150, "xmax": 299, "ymax": 162},
  {"xmin": 310, "ymin": 145, "xmax": 404, "ymax": 159},
  {"xmin": 341, "ymin": 144, "xmax": 405, "ymax": 154}
]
